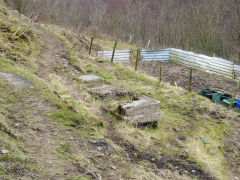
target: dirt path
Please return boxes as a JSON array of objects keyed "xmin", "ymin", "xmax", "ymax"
[{"xmin": 0, "ymin": 71, "xmax": 79, "ymax": 179}]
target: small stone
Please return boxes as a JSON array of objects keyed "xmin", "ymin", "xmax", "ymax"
[
  {"xmin": 176, "ymin": 138, "xmax": 185, "ymax": 148},
  {"xmin": 111, "ymin": 165, "xmax": 117, "ymax": 170},
  {"xmin": 166, "ymin": 144, "xmax": 171, "ymax": 148},
  {"xmin": 179, "ymin": 144, "xmax": 185, "ymax": 148},
  {"xmin": 157, "ymin": 155, "xmax": 162, "ymax": 160},
  {"xmin": 70, "ymin": 137, "xmax": 73, "ymax": 140},
  {"xmin": 96, "ymin": 153, "xmax": 105, "ymax": 157},
  {"xmin": 202, "ymin": 137, "xmax": 210, "ymax": 144},
  {"xmin": 1, "ymin": 149, "xmax": 9, "ymax": 154},
  {"xmin": 191, "ymin": 170, "xmax": 196, "ymax": 174},
  {"xmin": 159, "ymin": 170, "xmax": 167, "ymax": 177},
  {"xmin": 151, "ymin": 158, "xmax": 156, "ymax": 162},
  {"xmin": 0, "ymin": 46, "xmax": 5, "ymax": 52},
  {"xmin": 210, "ymin": 150, "xmax": 218, "ymax": 155}
]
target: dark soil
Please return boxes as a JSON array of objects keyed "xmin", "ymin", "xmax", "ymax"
[
  {"xmin": 130, "ymin": 61, "xmax": 239, "ymax": 96},
  {"xmin": 108, "ymin": 120, "xmax": 215, "ymax": 180},
  {"xmin": 111, "ymin": 134, "xmax": 214, "ymax": 180}
]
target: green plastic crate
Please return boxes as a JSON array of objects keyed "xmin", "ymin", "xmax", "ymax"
[
  {"xmin": 201, "ymin": 88, "xmax": 212, "ymax": 96},
  {"xmin": 201, "ymin": 88, "xmax": 216, "ymax": 99},
  {"xmin": 222, "ymin": 98, "xmax": 237, "ymax": 108},
  {"xmin": 212, "ymin": 93, "xmax": 223, "ymax": 102}
]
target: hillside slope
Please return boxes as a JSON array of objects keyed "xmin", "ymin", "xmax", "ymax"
[{"xmin": 0, "ymin": 2, "xmax": 239, "ymax": 180}]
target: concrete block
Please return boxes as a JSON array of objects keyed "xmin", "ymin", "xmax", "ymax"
[
  {"xmin": 152, "ymin": 112, "xmax": 161, "ymax": 121},
  {"xmin": 120, "ymin": 96, "xmax": 161, "ymax": 125},
  {"xmin": 79, "ymin": 74, "xmax": 104, "ymax": 82}
]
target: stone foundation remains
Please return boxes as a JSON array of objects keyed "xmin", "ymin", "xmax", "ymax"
[{"xmin": 119, "ymin": 96, "xmax": 161, "ymax": 125}]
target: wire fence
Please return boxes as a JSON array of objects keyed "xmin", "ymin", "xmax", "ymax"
[{"xmin": 98, "ymin": 48, "xmax": 240, "ymax": 80}]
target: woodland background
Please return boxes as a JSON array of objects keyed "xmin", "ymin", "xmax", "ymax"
[{"xmin": 5, "ymin": 0, "xmax": 240, "ymax": 62}]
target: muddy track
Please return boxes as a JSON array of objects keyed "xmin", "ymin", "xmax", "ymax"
[{"xmin": 108, "ymin": 120, "xmax": 215, "ymax": 180}]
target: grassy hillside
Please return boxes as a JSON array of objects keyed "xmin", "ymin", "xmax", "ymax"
[{"xmin": 0, "ymin": 1, "xmax": 239, "ymax": 180}]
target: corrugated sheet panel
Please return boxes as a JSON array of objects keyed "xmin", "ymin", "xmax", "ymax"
[
  {"xmin": 234, "ymin": 65, "xmax": 240, "ymax": 80},
  {"xmin": 140, "ymin": 49, "xmax": 170, "ymax": 62},
  {"xmin": 209, "ymin": 57, "xmax": 234, "ymax": 79},
  {"xmin": 170, "ymin": 49, "xmax": 210, "ymax": 71},
  {"xmin": 98, "ymin": 48, "xmax": 240, "ymax": 81},
  {"xmin": 98, "ymin": 50, "xmax": 131, "ymax": 62},
  {"xmin": 170, "ymin": 48, "xmax": 235, "ymax": 79}
]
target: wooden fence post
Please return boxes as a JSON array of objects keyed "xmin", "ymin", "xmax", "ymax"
[
  {"xmin": 188, "ymin": 68, "xmax": 193, "ymax": 92},
  {"xmin": 159, "ymin": 61, "xmax": 162, "ymax": 83},
  {"xmin": 111, "ymin": 41, "xmax": 118, "ymax": 63},
  {"xmin": 135, "ymin": 49, "xmax": 140, "ymax": 71},
  {"xmin": 228, "ymin": 81, "xmax": 240, "ymax": 110},
  {"xmin": 89, "ymin": 37, "xmax": 94, "ymax": 55}
]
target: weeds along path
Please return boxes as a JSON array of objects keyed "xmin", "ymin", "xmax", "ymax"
[
  {"xmin": 23, "ymin": 26, "xmax": 111, "ymax": 179},
  {"xmin": 34, "ymin": 26, "xmax": 103, "ymax": 117},
  {"xmin": 0, "ymin": 73, "xmax": 80, "ymax": 179}
]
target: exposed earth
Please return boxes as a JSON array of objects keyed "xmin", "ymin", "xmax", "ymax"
[{"xmin": 0, "ymin": 1, "xmax": 240, "ymax": 179}]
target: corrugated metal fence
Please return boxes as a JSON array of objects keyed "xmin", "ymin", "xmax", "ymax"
[
  {"xmin": 98, "ymin": 50, "xmax": 131, "ymax": 62},
  {"xmin": 98, "ymin": 48, "xmax": 240, "ymax": 80},
  {"xmin": 140, "ymin": 49, "xmax": 170, "ymax": 62}
]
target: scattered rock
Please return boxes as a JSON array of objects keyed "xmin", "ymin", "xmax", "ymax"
[
  {"xmin": 191, "ymin": 170, "xmax": 196, "ymax": 174},
  {"xmin": 202, "ymin": 137, "xmax": 210, "ymax": 144},
  {"xmin": 159, "ymin": 169, "xmax": 167, "ymax": 177},
  {"xmin": 185, "ymin": 148, "xmax": 190, "ymax": 153},
  {"xmin": 151, "ymin": 158, "xmax": 156, "ymax": 162},
  {"xmin": 157, "ymin": 155, "xmax": 162, "ymax": 160},
  {"xmin": 1, "ymin": 149, "xmax": 9, "ymax": 154},
  {"xmin": 176, "ymin": 138, "xmax": 185, "ymax": 148},
  {"xmin": 0, "ymin": 46, "xmax": 5, "ymax": 52},
  {"xmin": 111, "ymin": 165, "xmax": 117, "ymax": 170},
  {"xmin": 210, "ymin": 150, "xmax": 218, "ymax": 155},
  {"xmin": 88, "ymin": 139, "xmax": 114, "ymax": 155},
  {"xmin": 96, "ymin": 153, "xmax": 105, "ymax": 157},
  {"xmin": 166, "ymin": 144, "xmax": 171, "ymax": 148},
  {"xmin": 179, "ymin": 144, "xmax": 185, "ymax": 148}
]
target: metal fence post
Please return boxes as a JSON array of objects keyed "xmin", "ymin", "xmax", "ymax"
[
  {"xmin": 135, "ymin": 49, "xmax": 140, "ymax": 71},
  {"xmin": 89, "ymin": 37, "xmax": 94, "ymax": 55},
  {"xmin": 159, "ymin": 61, "xmax": 162, "ymax": 83},
  {"xmin": 228, "ymin": 81, "xmax": 240, "ymax": 110},
  {"xmin": 188, "ymin": 68, "xmax": 193, "ymax": 92},
  {"xmin": 111, "ymin": 41, "xmax": 118, "ymax": 63}
]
